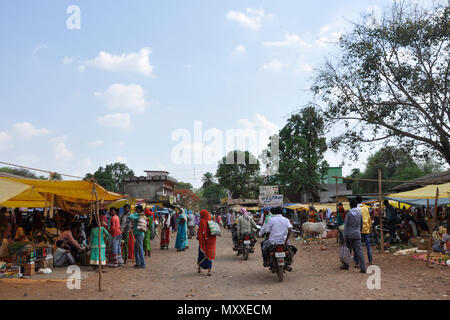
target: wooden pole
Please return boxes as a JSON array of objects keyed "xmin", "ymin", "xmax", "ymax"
[
  {"xmin": 335, "ymin": 178, "xmax": 339, "ymax": 244},
  {"xmin": 426, "ymin": 188, "xmax": 439, "ymax": 268},
  {"xmin": 378, "ymin": 170, "xmax": 384, "ymax": 253}
]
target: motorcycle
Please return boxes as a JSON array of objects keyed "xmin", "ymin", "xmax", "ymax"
[
  {"xmin": 268, "ymin": 243, "xmax": 296, "ymax": 282},
  {"xmin": 234, "ymin": 232, "xmax": 257, "ymax": 260}
]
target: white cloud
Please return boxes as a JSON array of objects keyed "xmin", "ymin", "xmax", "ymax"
[
  {"xmin": 97, "ymin": 113, "xmax": 131, "ymax": 129},
  {"xmin": 0, "ymin": 132, "xmax": 12, "ymax": 152},
  {"xmin": 12, "ymin": 122, "xmax": 50, "ymax": 139},
  {"xmin": 233, "ymin": 45, "xmax": 246, "ymax": 55},
  {"xmin": 88, "ymin": 140, "xmax": 104, "ymax": 147},
  {"xmin": 51, "ymin": 136, "xmax": 73, "ymax": 162},
  {"xmin": 62, "ymin": 56, "xmax": 73, "ymax": 64},
  {"xmin": 96, "ymin": 83, "xmax": 148, "ymax": 113},
  {"xmin": 78, "ymin": 65, "xmax": 85, "ymax": 72},
  {"xmin": 261, "ymin": 59, "xmax": 288, "ymax": 72},
  {"xmin": 226, "ymin": 8, "xmax": 272, "ymax": 31},
  {"xmin": 238, "ymin": 113, "xmax": 278, "ymax": 135},
  {"xmin": 320, "ymin": 25, "xmax": 332, "ymax": 34},
  {"xmin": 85, "ymin": 47, "xmax": 154, "ymax": 76},
  {"xmin": 263, "ymin": 32, "xmax": 311, "ymax": 48}
]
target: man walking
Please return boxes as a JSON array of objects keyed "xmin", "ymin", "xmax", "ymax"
[
  {"xmin": 356, "ymin": 196, "xmax": 373, "ymax": 265},
  {"xmin": 341, "ymin": 200, "xmax": 366, "ymax": 273}
]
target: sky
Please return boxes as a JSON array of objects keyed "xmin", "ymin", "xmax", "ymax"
[{"xmin": 0, "ymin": 0, "xmax": 421, "ymax": 188}]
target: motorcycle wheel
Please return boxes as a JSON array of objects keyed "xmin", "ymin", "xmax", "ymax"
[
  {"xmin": 277, "ymin": 267, "xmax": 283, "ymax": 282},
  {"xmin": 243, "ymin": 248, "xmax": 249, "ymax": 261}
]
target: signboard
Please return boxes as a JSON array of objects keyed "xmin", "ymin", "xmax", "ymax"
[
  {"xmin": 159, "ymin": 195, "xmax": 175, "ymax": 204},
  {"xmin": 259, "ymin": 186, "xmax": 278, "ymax": 196},
  {"xmin": 259, "ymin": 195, "xmax": 283, "ymax": 206}
]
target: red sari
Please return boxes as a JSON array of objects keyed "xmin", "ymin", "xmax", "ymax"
[{"xmin": 197, "ymin": 210, "xmax": 216, "ymax": 269}]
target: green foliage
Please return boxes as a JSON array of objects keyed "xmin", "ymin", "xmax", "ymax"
[
  {"xmin": 85, "ymin": 162, "xmax": 134, "ymax": 193},
  {"xmin": 175, "ymin": 181, "xmax": 194, "ymax": 191},
  {"xmin": 216, "ymin": 150, "xmax": 260, "ymax": 199},
  {"xmin": 347, "ymin": 146, "xmax": 443, "ymax": 193},
  {"xmin": 201, "ymin": 172, "xmax": 215, "ymax": 188},
  {"xmin": 312, "ymin": 1, "xmax": 450, "ymax": 165},
  {"xmin": 264, "ymin": 106, "xmax": 329, "ymax": 202}
]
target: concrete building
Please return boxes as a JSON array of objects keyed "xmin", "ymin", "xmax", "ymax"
[{"xmin": 123, "ymin": 170, "xmax": 178, "ymax": 204}]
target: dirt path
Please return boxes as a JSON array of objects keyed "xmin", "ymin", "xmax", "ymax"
[{"xmin": 1, "ymin": 231, "xmax": 449, "ymax": 300}]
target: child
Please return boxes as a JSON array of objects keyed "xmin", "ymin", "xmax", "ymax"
[{"xmin": 54, "ymin": 240, "xmax": 75, "ymax": 267}]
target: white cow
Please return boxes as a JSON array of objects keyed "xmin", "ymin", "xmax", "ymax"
[{"xmin": 301, "ymin": 221, "xmax": 327, "ymax": 243}]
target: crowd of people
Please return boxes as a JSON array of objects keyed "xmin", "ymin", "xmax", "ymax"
[{"xmin": 0, "ymin": 204, "xmax": 220, "ymax": 275}]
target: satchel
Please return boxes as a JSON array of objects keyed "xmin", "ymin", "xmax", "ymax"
[
  {"xmin": 208, "ymin": 220, "xmax": 222, "ymax": 236},
  {"xmin": 339, "ymin": 244, "xmax": 352, "ymax": 265},
  {"xmin": 137, "ymin": 216, "xmax": 148, "ymax": 232}
]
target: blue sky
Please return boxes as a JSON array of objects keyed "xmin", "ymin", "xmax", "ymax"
[{"xmin": 0, "ymin": 0, "xmax": 409, "ymax": 187}]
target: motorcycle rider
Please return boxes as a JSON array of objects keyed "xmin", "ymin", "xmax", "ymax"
[
  {"xmin": 259, "ymin": 206, "xmax": 293, "ymax": 267},
  {"xmin": 236, "ymin": 208, "xmax": 258, "ymax": 254}
]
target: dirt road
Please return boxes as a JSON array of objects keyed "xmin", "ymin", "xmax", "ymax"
[{"xmin": 1, "ymin": 231, "xmax": 449, "ymax": 300}]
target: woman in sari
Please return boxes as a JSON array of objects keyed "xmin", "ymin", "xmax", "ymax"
[
  {"xmin": 89, "ymin": 218, "xmax": 110, "ymax": 271},
  {"xmin": 160, "ymin": 213, "xmax": 171, "ymax": 250},
  {"xmin": 197, "ymin": 209, "xmax": 216, "ymax": 276},
  {"xmin": 143, "ymin": 208, "xmax": 154, "ymax": 257},
  {"xmin": 175, "ymin": 209, "xmax": 188, "ymax": 251}
]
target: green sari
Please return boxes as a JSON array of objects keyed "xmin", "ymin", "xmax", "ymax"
[{"xmin": 143, "ymin": 216, "xmax": 154, "ymax": 251}]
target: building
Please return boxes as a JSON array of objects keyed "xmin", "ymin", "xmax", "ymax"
[
  {"xmin": 123, "ymin": 170, "xmax": 178, "ymax": 205},
  {"xmin": 295, "ymin": 167, "xmax": 352, "ymax": 203}
]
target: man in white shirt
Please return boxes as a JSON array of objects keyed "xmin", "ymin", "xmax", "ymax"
[{"xmin": 259, "ymin": 207, "xmax": 292, "ymax": 267}]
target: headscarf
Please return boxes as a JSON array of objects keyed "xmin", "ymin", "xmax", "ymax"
[
  {"xmin": 144, "ymin": 208, "xmax": 153, "ymax": 217},
  {"xmin": 198, "ymin": 209, "xmax": 216, "ymax": 261},
  {"xmin": 240, "ymin": 208, "xmax": 249, "ymax": 218}
]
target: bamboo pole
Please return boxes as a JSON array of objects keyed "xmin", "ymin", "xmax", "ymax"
[
  {"xmin": 426, "ymin": 188, "xmax": 439, "ymax": 268},
  {"xmin": 378, "ymin": 170, "xmax": 384, "ymax": 253}
]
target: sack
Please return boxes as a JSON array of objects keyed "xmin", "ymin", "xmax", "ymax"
[
  {"xmin": 137, "ymin": 216, "xmax": 148, "ymax": 233},
  {"xmin": 208, "ymin": 220, "xmax": 222, "ymax": 236},
  {"xmin": 338, "ymin": 225, "xmax": 345, "ymax": 233},
  {"xmin": 339, "ymin": 244, "xmax": 352, "ymax": 265}
]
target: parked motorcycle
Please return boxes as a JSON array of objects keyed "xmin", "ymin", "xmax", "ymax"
[{"xmin": 268, "ymin": 243, "xmax": 296, "ymax": 282}]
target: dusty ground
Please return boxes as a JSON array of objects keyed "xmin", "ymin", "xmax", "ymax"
[{"xmin": 0, "ymin": 230, "xmax": 449, "ymax": 300}]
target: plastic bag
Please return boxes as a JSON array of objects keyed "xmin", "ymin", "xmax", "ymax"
[
  {"xmin": 208, "ymin": 221, "xmax": 222, "ymax": 236},
  {"xmin": 339, "ymin": 244, "xmax": 352, "ymax": 265}
]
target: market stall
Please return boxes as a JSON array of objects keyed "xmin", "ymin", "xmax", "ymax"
[{"xmin": 0, "ymin": 177, "xmax": 124, "ymax": 279}]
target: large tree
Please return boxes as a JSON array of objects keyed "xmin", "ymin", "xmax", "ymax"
[
  {"xmin": 85, "ymin": 162, "xmax": 134, "ymax": 193},
  {"xmin": 347, "ymin": 146, "xmax": 442, "ymax": 193},
  {"xmin": 216, "ymin": 150, "xmax": 260, "ymax": 199},
  {"xmin": 312, "ymin": 1, "xmax": 450, "ymax": 165},
  {"xmin": 268, "ymin": 106, "xmax": 329, "ymax": 202}
]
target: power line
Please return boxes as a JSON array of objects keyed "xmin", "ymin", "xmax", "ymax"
[{"xmin": 0, "ymin": 161, "xmax": 83, "ymax": 179}]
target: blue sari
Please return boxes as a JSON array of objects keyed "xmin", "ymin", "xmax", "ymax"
[{"xmin": 175, "ymin": 212, "xmax": 188, "ymax": 250}]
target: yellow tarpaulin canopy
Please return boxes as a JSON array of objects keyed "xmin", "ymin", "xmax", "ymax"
[
  {"xmin": 105, "ymin": 198, "xmax": 137, "ymax": 210},
  {"xmin": 387, "ymin": 182, "xmax": 450, "ymax": 199},
  {"xmin": 0, "ymin": 177, "xmax": 124, "ymax": 208},
  {"xmin": 0, "ymin": 179, "xmax": 32, "ymax": 204}
]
